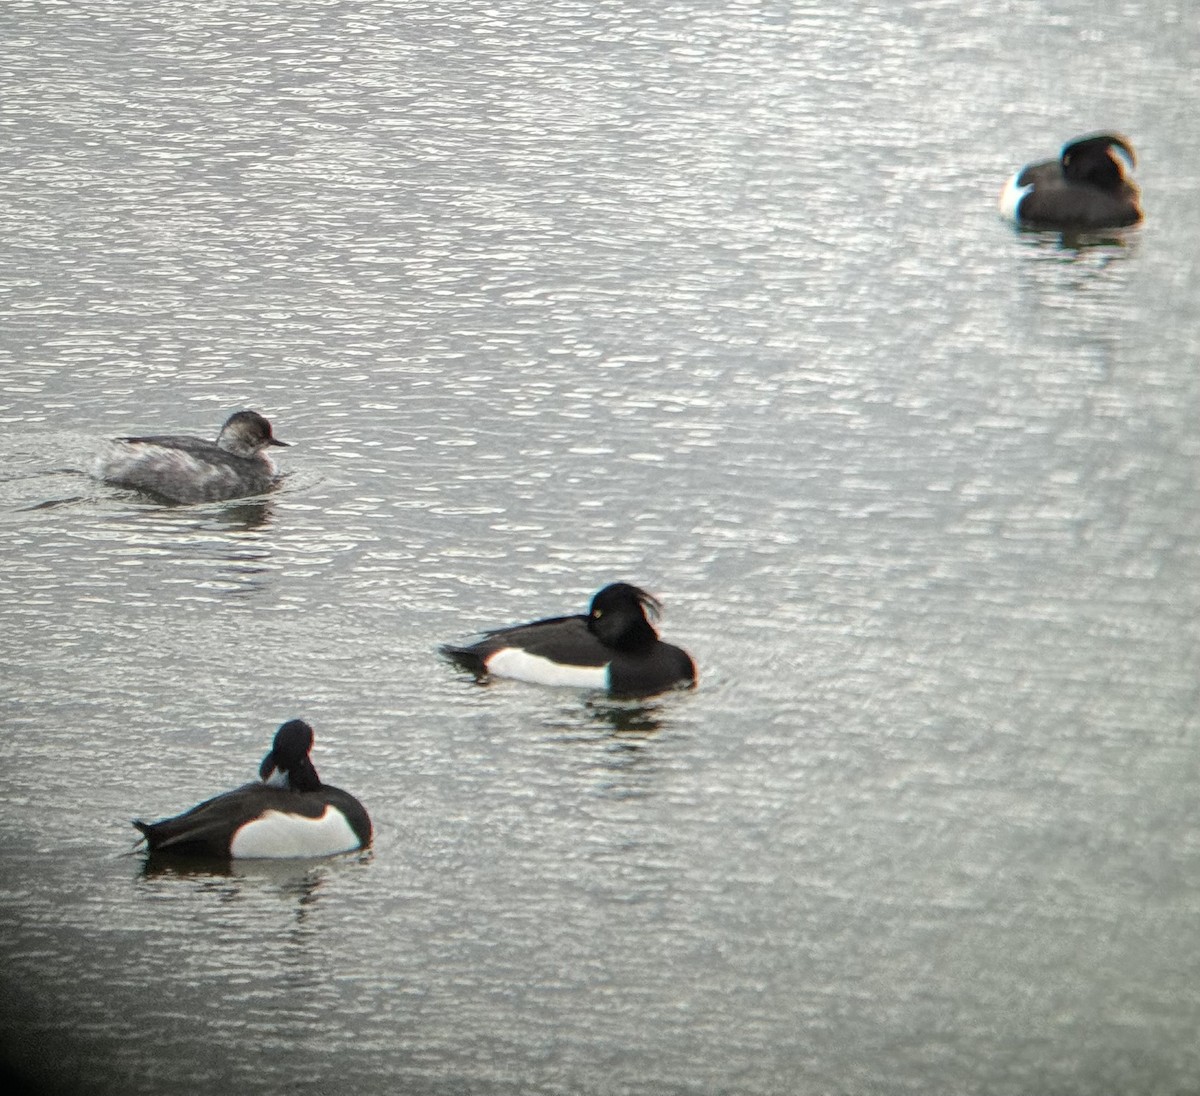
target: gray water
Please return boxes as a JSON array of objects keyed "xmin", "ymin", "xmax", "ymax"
[{"xmin": 3, "ymin": 1, "xmax": 1200, "ymax": 1093}]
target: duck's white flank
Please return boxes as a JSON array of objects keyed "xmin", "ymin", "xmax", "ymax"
[
  {"xmin": 998, "ymin": 171, "xmax": 1032, "ymax": 221},
  {"xmin": 229, "ymin": 806, "xmax": 360, "ymax": 859},
  {"xmin": 486, "ymin": 647, "xmax": 610, "ymax": 689}
]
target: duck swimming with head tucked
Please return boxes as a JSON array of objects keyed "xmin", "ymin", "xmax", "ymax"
[{"xmin": 999, "ymin": 132, "xmax": 1142, "ymax": 230}]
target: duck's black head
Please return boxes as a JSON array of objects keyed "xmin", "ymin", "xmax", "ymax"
[
  {"xmin": 1061, "ymin": 133, "xmax": 1137, "ymax": 191},
  {"xmin": 259, "ymin": 718, "xmax": 321, "ymax": 792},
  {"xmin": 587, "ymin": 583, "xmax": 662, "ymax": 652}
]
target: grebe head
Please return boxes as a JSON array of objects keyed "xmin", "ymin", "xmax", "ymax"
[{"xmin": 216, "ymin": 411, "xmax": 290, "ymax": 459}]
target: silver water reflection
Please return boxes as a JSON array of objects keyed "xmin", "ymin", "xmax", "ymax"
[{"xmin": 3, "ymin": 0, "xmax": 1200, "ymax": 1094}]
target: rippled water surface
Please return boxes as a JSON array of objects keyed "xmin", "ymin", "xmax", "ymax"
[{"xmin": 3, "ymin": 1, "xmax": 1200, "ymax": 1093}]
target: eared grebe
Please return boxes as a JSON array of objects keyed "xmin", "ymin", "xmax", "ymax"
[
  {"xmin": 133, "ymin": 719, "xmax": 372, "ymax": 859},
  {"xmin": 999, "ymin": 133, "xmax": 1142, "ymax": 230},
  {"xmin": 96, "ymin": 409, "xmax": 289, "ymax": 503},
  {"xmin": 441, "ymin": 582, "xmax": 697, "ymax": 698}
]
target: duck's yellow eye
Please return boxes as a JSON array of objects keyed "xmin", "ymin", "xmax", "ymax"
[{"xmin": 592, "ymin": 609, "xmax": 602, "ymax": 619}]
